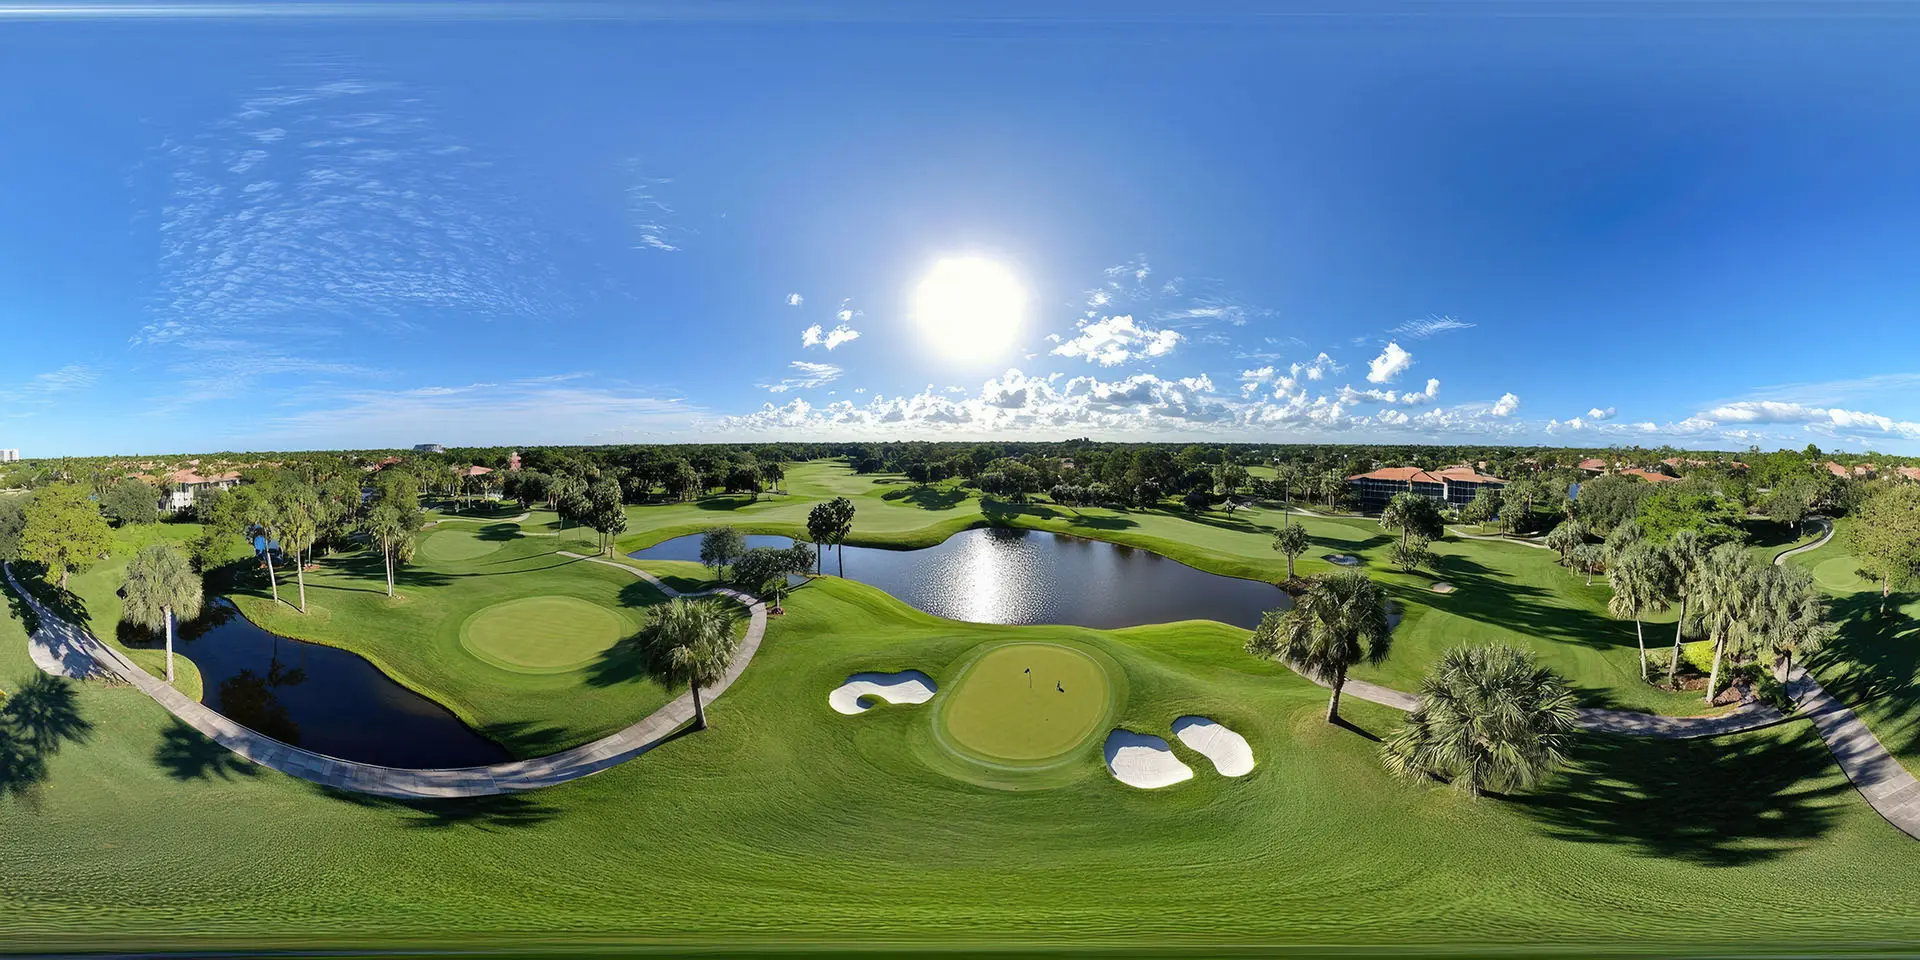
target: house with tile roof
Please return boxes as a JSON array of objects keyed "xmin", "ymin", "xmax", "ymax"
[{"xmin": 1347, "ymin": 465, "xmax": 1506, "ymax": 512}]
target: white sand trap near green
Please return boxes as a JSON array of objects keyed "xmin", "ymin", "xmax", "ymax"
[
  {"xmin": 1103, "ymin": 730, "xmax": 1193, "ymax": 789},
  {"xmin": 1430, "ymin": 581, "xmax": 1456, "ymax": 594},
  {"xmin": 830, "ymin": 671, "xmax": 938, "ymax": 715},
  {"xmin": 1172, "ymin": 716, "xmax": 1254, "ymax": 777},
  {"xmin": 1326, "ymin": 554, "xmax": 1360, "ymax": 566}
]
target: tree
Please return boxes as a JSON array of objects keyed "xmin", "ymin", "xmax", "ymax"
[
  {"xmin": 1245, "ymin": 570, "xmax": 1392, "ymax": 723},
  {"xmin": 0, "ymin": 495, "xmax": 27, "ymax": 561},
  {"xmin": 724, "ymin": 466, "xmax": 764, "ymax": 499},
  {"xmin": 807, "ymin": 497, "xmax": 855, "ymax": 576},
  {"xmin": 759, "ymin": 460, "xmax": 786, "ymax": 494},
  {"xmin": 364, "ymin": 500, "xmax": 421, "ymax": 599},
  {"xmin": 1602, "ymin": 519, "xmax": 1643, "ymax": 566},
  {"xmin": 1271, "ymin": 523, "xmax": 1310, "ymax": 581},
  {"xmin": 1636, "ymin": 485, "xmax": 1746, "ymax": 547},
  {"xmin": 1692, "ymin": 544, "xmax": 1759, "ymax": 703},
  {"xmin": 1572, "ymin": 543, "xmax": 1605, "ymax": 586},
  {"xmin": 1765, "ymin": 473, "xmax": 1820, "ymax": 531},
  {"xmin": 1662, "ymin": 530, "xmax": 1706, "ymax": 689},
  {"xmin": 640, "ymin": 598, "xmax": 742, "ymax": 730},
  {"xmin": 1391, "ymin": 535, "xmax": 1433, "ymax": 574},
  {"xmin": 1380, "ymin": 492, "xmax": 1446, "ymax": 555},
  {"xmin": 1751, "ymin": 564, "xmax": 1831, "ymax": 682},
  {"xmin": 244, "ymin": 487, "xmax": 284, "ymax": 606},
  {"xmin": 1544, "ymin": 519, "xmax": 1587, "ymax": 565},
  {"xmin": 100, "ymin": 479, "xmax": 160, "ymax": 527},
  {"xmin": 275, "ymin": 485, "xmax": 319, "ymax": 614},
  {"xmin": 664, "ymin": 461, "xmax": 701, "ymax": 502},
  {"xmin": 730, "ymin": 544, "xmax": 813, "ymax": 613},
  {"xmin": 1850, "ymin": 485, "xmax": 1920, "ymax": 614},
  {"xmin": 699, "ymin": 526, "xmax": 747, "ymax": 577},
  {"xmin": 1608, "ymin": 541, "xmax": 1674, "ymax": 679},
  {"xmin": 1381, "ymin": 644, "xmax": 1579, "ymax": 797},
  {"xmin": 19, "ymin": 483, "xmax": 112, "ymax": 590},
  {"xmin": 121, "ymin": 544, "xmax": 203, "ymax": 685},
  {"xmin": 1182, "ymin": 489, "xmax": 1213, "ymax": 513},
  {"xmin": 1460, "ymin": 486, "xmax": 1500, "ymax": 526},
  {"xmin": 587, "ymin": 476, "xmax": 628, "ymax": 557}
]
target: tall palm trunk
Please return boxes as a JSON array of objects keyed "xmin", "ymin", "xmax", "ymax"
[
  {"xmin": 837, "ymin": 542, "xmax": 845, "ymax": 578},
  {"xmin": 1634, "ymin": 617, "xmax": 1647, "ymax": 679},
  {"xmin": 1327, "ymin": 667, "xmax": 1345, "ymax": 723},
  {"xmin": 296, "ymin": 560, "xmax": 307, "ymax": 613},
  {"xmin": 265, "ymin": 549, "xmax": 279, "ymax": 605},
  {"xmin": 1669, "ymin": 595, "xmax": 1687, "ymax": 688},
  {"xmin": 1706, "ymin": 637, "xmax": 1726, "ymax": 703},
  {"xmin": 164, "ymin": 605, "xmax": 176, "ymax": 684},
  {"xmin": 690, "ymin": 679, "xmax": 708, "ymax": 730}
]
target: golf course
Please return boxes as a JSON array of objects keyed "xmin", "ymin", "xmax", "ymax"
[{"xmin": 3, "ymin": 459, "xmax": 1918, "ymax": 955}]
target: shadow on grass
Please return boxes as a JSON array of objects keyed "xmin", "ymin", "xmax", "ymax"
[
  {"xmin": 584, "ymin": 635, "xmax": 645, "ymax": 688},
  {"xmin": 153, "ymin": 719, "xmax": 260, "ymax": 782},
  {"xmin": 693, "ymin": 496, "xmax": 756, "ymax": 512},
  {"xmin": 1515, "ymin": 728, "xmax": 1846, "ymax": 866},
  {"xmin": 881, "ymin": 485, "xmax": 969, "ymax": 511},
  {"xmin": 315, "ymin": 786, "xmax": 561, "ymax": 831},
  {"xmin": 476, "ymin": 720, "xmax": 581, "ymax": 756},
  {"xmin": 476, "ymin": 522, "xmax": 524, "ymax": 543},
  {"xmin": 1809, "ymin": 590, "xmax": 1919, "ymax": 758}
]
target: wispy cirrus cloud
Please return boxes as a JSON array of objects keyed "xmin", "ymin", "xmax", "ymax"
[
  {"xmin": 1388, "ymin": 315, "xmax": 1476, "ymax": 339},
  {"xmin": 624, "ymin": 159, "xmax": 683, "ymax": 252},
  {"xmin": 759, "ymin": 360, "xmax": 842, "ymax": 393},
  {"xmin": 258, "ymin": 375, "xmax": 699, "ymax": 447}
]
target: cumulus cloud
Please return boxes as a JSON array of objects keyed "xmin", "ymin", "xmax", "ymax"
[
  {"xmin": 1367, "ymin": 342, "xmax": 1413, "ymax": 384},
  {"xmin": 786, "ymin": 293, "xmax": 803, "ymax": 306},
  {"xmin": 1491, "ymin": 392, "xmax": 1521, "ymax": 417},
  {"xmin": 800, "ymin": 322, "xmax": 861, "ymax": 350},
  {"xmin": 1388, "ymin": 315, "xmax": 1476, "ymax": 339},
  {"xmin": 1588, "ymin": 406, "xmax": 1618, "ymax": 421},
  {"xmin": 1052, "ymin": 315, "xmax": 1184, "ymax": 366},
  {"xmin": 759, "ymin": 360, "xmax": 842, "ymax": 393}
]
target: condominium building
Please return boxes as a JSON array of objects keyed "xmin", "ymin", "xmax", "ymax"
[{"xmin": 1347, "ymin": 465, "xmax": 1507, "ymax": 512}]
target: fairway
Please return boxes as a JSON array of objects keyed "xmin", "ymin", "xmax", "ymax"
[
  {"xmin": 417, "ymin": 527, "xmax": 504, "ymax": 564},
  {"xmin": 938, "ymin": 642, "xmax": 1114, "ymax": 763},
  {"xmin": 459, "ymin": 597, "xmax": 631, "ymax": 673},
  {"xmin": 1813, "ymin": 556, "xmax": 1869, "ymax": 593}
]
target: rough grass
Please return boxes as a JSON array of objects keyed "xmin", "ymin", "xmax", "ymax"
[{"xmin": 4, "ymin": 575, "xmax": 1920, "ymax": 954}]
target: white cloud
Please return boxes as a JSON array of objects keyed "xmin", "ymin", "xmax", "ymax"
[
  {"xmin": 1587, "ymin": 406, "xmax": 1618, "ymax": 421},
  {"xmin": 1491, "ymin": 392, "xmax": 1521, "ymax": 417},
  {"xmin": 624, "ymin": 162, "xmax": 681, "ymax": 252},
  {"xmin": 1404, "ymin": 378, "xmax": 1441, "ymax": 405},
  {"xmin": 1696, "ymin": 400, "xmax": 1920, "ymax": 441},
  {"xmin": 800, "ymin": 323, "xmax": 861, "ymax": 350},
  {"xmin": 1367, "ymin": 341, "xmax": 1413, "ymax": 384},
  {"xmin": 258, "ymin": 377, "xmax": 698, "ymax": 448},
  {"xmin": 759, "ymin": 360, "xmax": 842, "ymax": 393},
  {"xmin": 1052, "ymin": 315, "xmax": 1184, "ymax": 366},
  {"xmin": 786, "ymin": 293, "xmax": 804, "ymax": 306},
  {"xmin": 1388, "ymin": 315, "xmax": 1476, "ymax": 339}
]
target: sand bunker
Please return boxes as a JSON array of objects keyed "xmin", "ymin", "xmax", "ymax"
[
  {"xmin": 1171, "ymin": 716, "xmax": 1254, "ymax": 777},
  {"xmin": 829, "ymin": 671, "xmax": 938, "ymax": 715},
  {"xmin": 1326, "ymin": 554, "xmax": 1361, "ymax": 566},
  {"xmin": 1103, "ymin": 730, "xmax": 1194, "ymax": 789},
  {"xmin": 1430, "ymin": 581, "xmax": 1456, "ymax": 594}
]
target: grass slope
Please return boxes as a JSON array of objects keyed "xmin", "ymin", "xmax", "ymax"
[{"xmin": 3, "ymin": 574, "xmax": 1918, "ymax": 954}]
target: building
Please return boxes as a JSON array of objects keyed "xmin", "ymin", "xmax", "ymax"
[
  {"xmin": 1347, "ymin": 466, "xmax": 1506, "ymax": 512},
  {"xmin": 507, "ymin": 451, "xmax": 522, "ymax": 471},
  {"xmin": 163, "ymin": 468, "xmax": 241, "ymax": 512},
  {"xmin": 1617, "ymin": 468, "xmax": 1679, "ymax": 485},
  {"xmin": 0, "ymin": 449, "xmax": 18, "ymax": 462},
  {"xmin": 413, "ymin": 443, "xmax": 446, "ymax": 454},
  {"xmin": 1896, "ymin": 466, "xmax": 1920, "ymax": 483},
  {"xmin": 1576, "ymin": 458, "xmax": 1609, "ymax": 475}
]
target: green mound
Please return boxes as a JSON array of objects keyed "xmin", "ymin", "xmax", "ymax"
[
  {"xmin": 460, "ymin": 597, "xmax": 631, "ymax": 673},
  {"xmin": 1813, "ymin": 556, "xmax": 1869, "ymax": 593},
  {"xmin": 937, "ymin": 642, "xmax": 1114, "ymax": 765},
  {"xmin": 418, "ymin": 527, "xmax": 506, "ymax": 563}
]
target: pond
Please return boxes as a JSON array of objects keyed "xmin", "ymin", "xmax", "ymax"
[
  {"xmin": 630, "ymin": 527, "xmax": 1291, "ymax": 630},
  {"xmin": 124, "ymin": 600, "xmax": 512, "ymax": 769}
]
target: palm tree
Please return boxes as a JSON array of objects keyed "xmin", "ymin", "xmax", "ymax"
[
  {"xmin": 1602, "ymin": 519, "xmax": 1643, "ymax": 567},
  {"xmin": 1319, "ymin": 469, "xmax": 1346, "ymax": 510},
  {"xmin": 641, "ymin": 598, "xmax": 742, "ymax": 730},
  {"xmin": 246, "ymin": 494, "xmax": 282, "ymax": 606},
  {"xmin": 1271, "ymin": 522, "xmax": 1310, "ymax": 581},
  {"xmin": 1663, "ymin": 529, "xmax": 1706, "ymax": 689},
  {"xmin": 1692, "ymin": 544, "xmax": 1759, "ymax": 703},
  {"xmin": 1544, "ymin": 519, "xmax": 1587, "ymax": 565},
  {"xmin": 1753, "ymin": 564, "xmax": 1831, "ymax": 682},
  {"xmin": 1246, "ymin": 570, "xmax": 1392, "ymax": 723},
  {"xmin": 365, "ymin": 501, "xmax": 419, "ymax": 599},
  {"xmin": 1381, "ymin": 644, "xmax": 1579, "ymax": 797},
  {"xmin": 276, "ymin": 488, "xmax": 319, "ymax": 614},
  {"xmin": 121, "ymin": 545, "xmax": 203, "ymax": 685},
  {"xmin": 1608, "ymin": 541, "xmax": 1674, "ymax": 679},
  {"xmin": 1572, "ymin": 542, "xmax": 1605, "ymax": 586}
]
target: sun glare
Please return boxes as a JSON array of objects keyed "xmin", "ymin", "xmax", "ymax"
[{"xmin": 912, "ymin": 256, "xmax": 1026, "ymax": 362}]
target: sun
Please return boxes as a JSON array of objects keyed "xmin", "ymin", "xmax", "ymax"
[{"xmin": 912, "ymin": 257, "xmax": 1026, "ymax": 362}]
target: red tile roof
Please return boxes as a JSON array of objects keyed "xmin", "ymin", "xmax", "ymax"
[
  {"xmin": 1898, "ymin": 466, "xmax": 1920, "ymax": 482},
  {"xmin": 1825, "ymin": 461, "xmax": 1850, "ymax": 477},
  {"xmin": 169, "ymin": 468, "xmax": 239, "ymax": 486},
  {"xmin": 1349, "ymin": 467, "xmax": 1504, "ymax": 484},
  {"xmin": 462, "ymin": 465, "xmax": 494, "ymax": 477},
  {"xmin": 1578, "ymin": 458, "xmax": 1608, "ymax": 471},
  {"xmin": 1618, "ymin": 468, "xmax": 1678, "ymax": 484}
]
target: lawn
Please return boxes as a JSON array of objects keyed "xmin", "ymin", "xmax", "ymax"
[
  {"xmin": 4, "ymin": 572, "xmax": 1919, "ymax": 955},
  {"xmin": 1787, "ymin": 518, "xmax": 1920, "ymax": 777}
]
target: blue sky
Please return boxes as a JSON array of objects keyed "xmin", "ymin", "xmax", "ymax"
[{"xmin": 5, "ymin": 3, "xmax": 1920, "ymax": 456}]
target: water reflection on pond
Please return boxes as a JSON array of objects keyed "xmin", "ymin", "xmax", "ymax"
[
  {"xmin": 631, "ymin": 527, "xmax": 1291, "ymax": 630},
  {"xmin": 122, "ymin": 600, "xmax": 511, "ymax": 768}
]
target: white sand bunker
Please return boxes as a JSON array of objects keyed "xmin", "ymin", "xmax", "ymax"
[
  {"xmin": 1172, "ymin": 716, "xmax": 1255, "ymax": 777},
  {"xmin": 1326, "ymin": 554, "xmax": 1361, "ymax": 566},
  {"xmin": 828, "ymin": 671, "xmax": 938, "ymax": 715},
  {"xmin": 1430, "ymin": 581, "xmax": 1456, "ymax": 594},
  {"xmin": 1104, "ymin": 730, "xmax": 1194, "ymax": 789}
]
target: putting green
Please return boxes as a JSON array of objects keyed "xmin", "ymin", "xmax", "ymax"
[
  {"xmin": 1813, "ymin": 556, "xmax": 1870, "ymax": 593},
  {"xmin": 460, "ymin": 597, "xmax": 630, "ymax": 674},
  {"xmin": 937, "ymin": 642, "xmax": 1114, "ymax": 764},
  {"xmin": 419, "ymin": 527, "xmax": 506, "ymax": 564}
]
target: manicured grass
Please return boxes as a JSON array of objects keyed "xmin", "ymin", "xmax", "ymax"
[
  {"xmin": 937, "ymin": 641, "xmax": 1114, "ymax": 763},
  {"xmin": 5, "ymin": 573, "xmax": 1920, "ymax": 954},
  {"xmin": 459, "ymin": 596, "xmax": 630, "ymax": 674}
]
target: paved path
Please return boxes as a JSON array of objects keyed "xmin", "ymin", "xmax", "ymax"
[
  {"xmin": 3, "ymin": 559, "xmax": 765, "ymax": 799},
  {"xmin": 423, "ymin": 511, "xmax": 532, "ymax": 527},
  {"xmin": 1774, "ymin": 516, "xmax": 1835, "ymax": 565},
  {"xmin": 1447, "ymin": 526, "xmax": 1552, "ymax": 549}
]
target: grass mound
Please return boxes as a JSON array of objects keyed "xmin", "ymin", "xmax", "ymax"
[
  {"xmin": 459, "ymin": 597, "xmax": 631, "ymax": 674},
  {"xmin": 417, "ymin": 528, "xmax": 506, "ymax": 564},
  {"xmin": 936, "ymin": 641, "xmax": 1115, "ymax": 764},
  {"xmin": 1813, "ymin": 556, "xmax": 1869, "ymax": 593}
]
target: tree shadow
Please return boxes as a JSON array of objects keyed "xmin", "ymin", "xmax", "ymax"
[
  {"xmin": 8, "ymin": 565, "xmax": 88, "ymax": 627},
  {"xmin": 1809, "ymin": 590, "xmax": 1919, "ymax": 757},
  {"xmin": 475, "ymin": 522, "xmax": 524, "ymax": 543},
  {"xmin": 475, "ymin": 720, "xmax": 582, "ymax": 756},
  {"xmin": 1, "ymin": 576, "xmax": 39, "ymax": 635},
  {"xmin": 693, "ymin": 496, "xmax": 755, "ymax": 512},
  {"xmin": 1332, "ymin": 715, "xmax": 1384, "ymax": 742},
  {"xmin": 1514, "ymin": 728, "xmax": 1847, "ymax": 866},
  {"xmin": 1, "ymin": 672, "xmax": 92, "ymax": 798},
  {"xmin": 313, "ymin": 786, "xmax": 561, "ymax": 831},
  {"xmin": 880, "ymin": 485, "xmax": 969, "ymax": 511},
  {"xmin": 152, "ymin": 719, "xmax": 261, "ymax": 782},
  {"xmin": 584, "ymin": 635, "xmax": 645, "ymax": 688}
]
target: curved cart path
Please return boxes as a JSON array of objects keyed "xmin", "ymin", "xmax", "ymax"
[{"xmin": 4, "ymin": 558, "xmax": 764, "ymax": 800}]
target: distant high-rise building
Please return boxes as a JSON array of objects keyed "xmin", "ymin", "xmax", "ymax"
[
  {"xmin": 412, "ymin": 443, "xmax": 446, "ymax": 454},
  {"xmin": 0, "ymin": 449, "xmax": 19, "ymax": 462}
]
